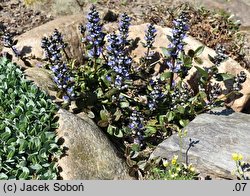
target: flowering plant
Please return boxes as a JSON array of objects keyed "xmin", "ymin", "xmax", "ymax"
[
  {"xmin": 1, "ymin": 5, "xmax": 247, "ymax": 179},
  {"xmin": 38, "ymin": 6, "xmax": 246, "ymax": 178},
  {"xmin": 232, "ymin": 153, "xmax": 250, "ymax": 180}
]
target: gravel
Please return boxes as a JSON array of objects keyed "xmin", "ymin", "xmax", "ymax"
[{"xmin": 0, "ymin": 0, "xmax": 53, "ymax": 36}]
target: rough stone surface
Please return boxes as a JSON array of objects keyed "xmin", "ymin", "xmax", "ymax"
[
  {"xmin": 150, "ymin": 107, "xmax": 250, "ymax": 179},
  {"xmin": 56, "ymin": 109, "xmax": 133, "ymax": 180}
]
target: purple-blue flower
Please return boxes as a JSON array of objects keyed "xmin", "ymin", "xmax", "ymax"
[
  {"xmin": 85, "ymin": 5, "xmax": 105, "ymax": 58},
  {"xmin": 118, "ymin": 13, "xmax": 131, "ymax": 46},
  {"xmin": 143, "ymin": 23, "xmax": 157, "ymax": 49},
  {"xmin": 41, "ymin": 29, "xmax": 75, "ymax": 102},
  {"xmin": 106, "ymin": 33, "xmax": 131, "ymax": 89},
  {"xmin": 165, "ymin": 11, "xmax": 189, "ymax": 73},
  {"xmin": 148, "ymin": 76, "xmax": 164, "ymax": 110},
  {"xmin": 212, "ymin": 44, "xmax": 228, "ymax": 66},
  {"xmin": 128, "ymin": 110, "xmax": 145, "ymax": 146},
  {"xmin": 1, "ymin": 30, "xmax": 20, "ymax": 57}
]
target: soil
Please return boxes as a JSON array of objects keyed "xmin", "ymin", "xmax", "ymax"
[{"xmin": 0, "ymin": 0, "xmax": 53, "ymax": 35}]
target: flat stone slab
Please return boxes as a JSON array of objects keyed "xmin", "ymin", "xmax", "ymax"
[{"xmin": 150, "ymin": 108, "xmax": 250, "ymax": 179}]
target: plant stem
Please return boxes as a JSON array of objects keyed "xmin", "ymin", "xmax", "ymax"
[
  {"xmin": 62, "ymin": 48, "xmax": 70, "ymax": 63},
  {"xmin": 169, "ymin": 58, "xmax": 175, "ymax": 90}
]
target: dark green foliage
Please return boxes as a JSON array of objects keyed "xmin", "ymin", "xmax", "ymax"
[{"xmin": 0, "ymin": 57, "xmax": 62, "ymax": 179}]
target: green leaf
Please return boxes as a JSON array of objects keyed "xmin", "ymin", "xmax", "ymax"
[
  {"xmin": 30, "ymin": 164, "xmax": 43, "ymax": 172},
  {"xmin": 15, "ymin": 105, "xmax": 24, "ymax": 114},
  {"xmin": 120, "ymin": 101, "xmax": 129, "ymax": 108},
  {"xmin": 19, "ymin": 167, "xmax": 30, "ymax": 179},
  {"xmin": 194, "ymin": 57, "xmax": 203, "ymax": 65},
  {"xmin": 167, "ymin": 111, "xmax": 175, "ymax": 122},
  {"xmin": 7, "ymin": 138, "xmax": 16, "ymax": 145},
  {"xmin": 179, "ymin": 119, "xmax": 190, "ymax": 127},
  {"xmin": 187, "ymin": 49, "xmax": 195, "ymax": 58},
  {"xmin": 7, "ymin": 147, "xmax": 15, "ymax": 160},
  {"xmin": 51, "ymin": 123, "xmax": 58, "ymax": 129},
  {"xmin": 1, "ymin": 127, "xmax": 11, "ymax": 140},
  {"xmin": 182, "ymin": 56, "xmax": 193, "ymax": 67},
  {"xmin": 195, "ymin": 66, "xmax": 208, "ymax": 78},
  {"xmin": 100, "ymin": 108, "xmax": 109, "ymax": 121},
  {"xmin": 0, "ymin": 173, "xmax": 8, "ymax": 180},
  {"xmin": 114, "ymin": 129, "xmax": 123, "ymax": 138},
  {"xmin": 160, "ymin": 71, "xmax": 172, "ymax": 81},
  {"xmin": 27, "ymin": 152, "xmax": 39, "ymax": 163},
  {"xmin": 103, "ymin": 88, "xmax": 119, "ymax": 98},
  {"xmin": 147, "ymin": 119, "xmax": 158, "ymax": 126},
  {"xmin": 208, "ymin": 54, "xmax": 214, "ymax": 63},
  {"xmin": 177, "ymin": 106, "xmax": 185, "ymax": 114},
  {"xmin": 96, "ymin": 88, "xmax": 104, "ymax": 98},
  {"xmin": 147, "ymin": 85, "xmax": 153, "ymax": 91},
  {"xmin": 216, "ymin": 73, "xmax": 234, "ymax": 81},
  {"xmin": 198, "ymin": 91, "xmax": 207, "ymax": 99},
  {"xmin": 131, "ymin": 144, "xmax": 140, "ymax": 152},
  {"xmin": 159, "ymin": 115, "xmax": 167, "ymax": 125},
  {"xmin": 38, "ymin": 148, "xmax": 47, "ymax": 159},
  {"xmin": 145, "ymin": 126, "xmax": 157, "ymax": 136},
  {"xmin": 18, "ymin": 139, "xmax": 28, "ymax": 152},
  {"xmin": 194, "ymin": 45, "xmax": 205, "ymax": 56},
  {"xmin": 44, "ymin": 132, "xmax": 55, "ymax": 140},
  {"xmin": 114, "ymin": 109, "xmax": 122, "ymax": 121},
  {"xmin": 107, "ymin": 124, "xmax": 116, "ymax": 135},
  {"xmin": 33, "ymin": 137, "xmax": 41, "ymax": 149},
  {"xmin": 160, "ymin": 47, "xmax": 169, "ymax": 57},
  {"xmin": 30, "ymin": 85, "xmax": 38, "ymax": 94}
]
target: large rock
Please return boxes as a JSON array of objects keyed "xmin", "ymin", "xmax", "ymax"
[
  {"xmin": 150, "ymin": 107, "xmax": 250, "ymax": 179},
  {"xmin": 56, "ymin": 109, "xmax": 132, "ymax": 180}
]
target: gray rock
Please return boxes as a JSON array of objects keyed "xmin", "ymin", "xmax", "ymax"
[
  {"xmin": 56, "ymin": 109, "xmax": 133, "ymax": 180},
  {"xmin": 150, "ymin": 107, "xmax": 250, "ymax": 179}
]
